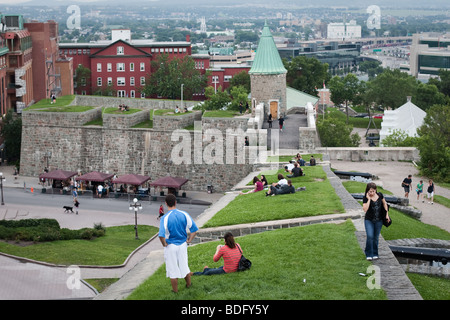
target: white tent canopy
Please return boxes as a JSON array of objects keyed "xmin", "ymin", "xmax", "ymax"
[{"xmin": 379, "ymin": 98, "xmax": 426, "ymax": 146}]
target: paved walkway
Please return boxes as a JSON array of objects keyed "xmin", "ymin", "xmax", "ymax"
[{"xmin": 1, "ymin": 156, "xmax": 446, "ymax": 300}]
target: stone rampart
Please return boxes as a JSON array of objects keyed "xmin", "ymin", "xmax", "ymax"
[{"xmin": 20, "ymin": 107, "xmax": 259, "ymax": 192}]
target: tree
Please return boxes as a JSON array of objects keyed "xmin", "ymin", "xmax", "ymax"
[
  {"xmin": 142, "ymin": 54, "xmax": 208, "ymax": 100},
  {"xmin": 74, "ymin": 65, "xmax": 91, "ymax": 94},
  {"xmin": 202, "ymin": 86, "xmax": 231, "ymax": 110},
  {"xmin": 416, "ymin": 104, "xmax": 450, "ymax": 183},
  {"xmin": 283, "ymin": 56, "xmax": 330, "ymax": 96},
  {"xmin": 1, "ymin": 109, "xmax": 22, "ymax": 165},
  {"xmin": 229, "ymin": 71, "xmax": 250, "ymax": 93},
  {"xmin": 413, "ymin": 83, "xmax": 447, "ymax": 111},
  {"xmin": 328, "ymin": 74, "xmax": 361, "ymax": 124},
  {"xmin": 363, "ymin": 69, "xmax": 417, "ymax": 110},
  {"xmin": 229, "ymin": 86, "xmax": 249, "ymax": 111},
  {"xmin": 317, "ymin": 116, "xmax": 360, "ymax": 147},
  {"xmin": 381, "ymin": 129, "xmax": 418, "ymax": 147}
]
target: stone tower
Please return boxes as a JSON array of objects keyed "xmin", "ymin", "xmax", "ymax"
[{"xmin": 249, "ymin": 21, "xmax": 287, "ymax": 120}]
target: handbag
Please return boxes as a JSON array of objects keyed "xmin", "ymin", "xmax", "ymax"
[
  {"xmin": 381, "ymin": 203, "xmax": 392, "ymax": 227},
  {"xmin": 237, "ymin": 244, "xmax": 251, "ymax": 271}
]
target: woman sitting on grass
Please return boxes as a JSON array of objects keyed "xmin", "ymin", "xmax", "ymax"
[
  {"xmin": 239, "ymin": 176, "xmax": 264, "ymax": 195},
  {"xmin": 192, "ymin": 232, "xmax": 243, "ymax": 276},
  {"xmin": 265, "ymin": 179, "xmax": 296, "ymax": 196}
]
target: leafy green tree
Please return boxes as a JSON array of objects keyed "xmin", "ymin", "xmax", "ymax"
[
  {"xmin": 142, "ymin": 54, "xmax": 208, "ymax": 100},
  {"xmin": 229, "ymin": 71, "xmax": 250, "ymax": 93},
  {"xmin": 283, "ymin": 56, "xmax": 330, "ymax": 96},
  {"xmin": 381, "ymin": 129, "xmax": 418, "ymax": 147},
  {"xmin": 328, "ymin": 74, "xmax": 361, "ymax": 124},
  {"xmin": 74, "ymin": 65, "xmax": 91, "ymax": 93},
  {"xmin": 416, "ymin": 104, "xmax": 450, "ymax": 183},
  {"xmin": 317, "ymin": 116, "xmax": 360, "ymax": 147},
  {"xmin": 202, "ymin": 86, "xmax": 231, "ymax": 110},
  {"xmin": 413, "ymin": 83, "xmax": 447, "ymax": 111},
  {"xmin": 1, "ymin": 109, "xmax": 22, "ymax": 165},
  {"xmin": 229, "ymin": 86, "xmax": 249, "ymax": 111},
  {"xmin": 363, "ymin": 69, "xmax": 417, "ymax": 110}
]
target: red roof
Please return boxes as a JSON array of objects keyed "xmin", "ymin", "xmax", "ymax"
[
  {"xmin": 39, "ymin": 169, "xmax": 77, "ymax": 180},
  {"xmin": 150, "ymin": 176, "xmax": 188, "ymax": 189},
  {"xmin": 112, "ymin": 174, "xmax": 151, "ymax": 186},
  {"xmin": 75, "ymin": 171, "xmax": 114, "ymax": 182}
]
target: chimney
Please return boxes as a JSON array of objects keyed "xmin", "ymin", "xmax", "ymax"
[
  {"xmin": 186, "ymin": 34, "xmax": 190, "ymax": 42},
  {"xmin": 406, "ymin": 96, "xmax": 412, "ymax": 102}
]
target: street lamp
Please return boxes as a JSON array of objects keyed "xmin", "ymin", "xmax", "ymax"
[
  {"xmin": 129, "ymin": 198, "xmax": 142, "ymax": 239},
  {"xmin": 181, "ymin": 83, "xmax": 184, "ymax": 110},
  {"xmin": 0, "ymin": 172, "xmax": 4, "ymax": 205}
]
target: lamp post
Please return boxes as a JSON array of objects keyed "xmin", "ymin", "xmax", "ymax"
[
  {"xmin": 129, "ymin": 198, "xmax": 142, "ymax": 239},
  {"xmin": 0, "ymin": 172, "xmax": 4, "ymax": 205},
  {"xmin": 181, "ymin": 83, "xmax": 184, "ymax": 110}
]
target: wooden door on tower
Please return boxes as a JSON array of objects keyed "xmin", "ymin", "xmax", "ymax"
[{"xmin": 270, "ymin": 101, "xmax": 278, "ymax": 119}]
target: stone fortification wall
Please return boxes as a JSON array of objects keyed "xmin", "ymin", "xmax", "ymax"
[
  {"xmin": 73, "ymin": 95, "xmax": 198, "ymax": 110},
  {"xmin": 316, "ymin": 147, "xmax": 419, "ymax": 162},
  {"xmin": 20, "ymin": 107, "xmax": 260, "ymax": 192}
]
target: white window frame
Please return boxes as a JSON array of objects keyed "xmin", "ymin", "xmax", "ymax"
[
  {"xmin": 140, "ymin": 62, "xmax": 145, "ymax": 71},
  {"xmin": 117, "ymin": 90, "xmax": 126, "ymax": 97},
  {"xmin": 107, "ymin": 63, "xmax": 112, "ymax": 72},
  {"xmin": 107, "ymin": 77, "xmax": 112, "ymax": 85},
  {"xmin": 140, "ymin": 77, "xmax": 145, "ymax": 86},
  {"xmin": 117, "ymin": 63, "xmax": 125, "ymax": 72},
  {"xmin": 97, "ymin": 63, "xmax": 102, "ymax": 72},
  {"xmin": 97, "ymin": 77, "xmax": 102, "ymax": 86},
  {"xmin": 130, "ymin": 77, "xmax": 135, "ymax": 86},
  {"xmin": 117, "ymin": 77, "xmax": 126, "ymax": 86},
  {"xmin": 117, "ymin": 46, "xmax": 124, "ymax": 55},
  {"xmin": 130, "ymin": 62, "xmax": 134, "ymax": 72}
]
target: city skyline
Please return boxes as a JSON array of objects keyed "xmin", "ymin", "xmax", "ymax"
[{"xmin": 1, "ymin": 0, "xmax": 450, "ymax": 7}]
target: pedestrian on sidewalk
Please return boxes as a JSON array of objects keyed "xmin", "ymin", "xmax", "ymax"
[
  {"xmin": 268, "ymin": 113, "xmax": 272, "ymax": 128},
  {"xmin": 402, "ymin": 174, "xmax": 412, "ymax": 198},
  {"xmin": 158, "ymin": 204, "xmax": 164, "ymax": 219},
  {"xmin": 416, "ymin": 180, "xmax": 424, "ymax": 202},
  {"xmin": 362, "ymin": 182, "xmax": 390, "ymax": 261},
  {"xmin": 158, "ymin": 194, "xmax": 198, "ymax": 293},
  {"xmin": 278, "ymin": 116, "xmax": 284, "ymax": 132},
  {"xmin": 427, "ymin": 179, "xmax": 435, "ymax": 204}
]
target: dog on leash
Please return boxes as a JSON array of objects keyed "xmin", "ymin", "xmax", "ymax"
[{"xmin": 63, "ymin": 206, "xmax": 74, "ymax": 213}]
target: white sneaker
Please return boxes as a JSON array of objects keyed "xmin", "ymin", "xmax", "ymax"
[
  {"xmin": 366, "ymin": 257, "xmax": 372, "ymax": 261},
  {"xmin": 373, "ymin": 256, "xmax": 379, "ymax": 260}
]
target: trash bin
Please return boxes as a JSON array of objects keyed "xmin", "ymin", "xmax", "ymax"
[
  {"xmin": 42, "ymin": 188, "xmax": 46, "ymax": 193},
  {"xmin": 207, "ymin": 185, "xmax": 214, "ymax": 194}
]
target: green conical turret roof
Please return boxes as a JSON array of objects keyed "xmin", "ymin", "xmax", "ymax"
[{"xmin": 249, "ymin": 21, "xmax": 287, "ymax": 75}]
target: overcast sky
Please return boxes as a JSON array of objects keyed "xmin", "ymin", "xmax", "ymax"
[{"xmin": 0, "ymin": 0, "xmax": 449, "ymax": 6}]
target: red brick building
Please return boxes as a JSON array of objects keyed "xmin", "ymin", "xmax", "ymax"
[
  {"xmin": 60, "ymin": 31, "xmax": 252, "ymax": 100},
  {"xmin": 0, "ymin": 15, "xmax": 73, "ymax": 114}
]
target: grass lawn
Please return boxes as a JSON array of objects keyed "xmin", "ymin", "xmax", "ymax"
[
  {"xmin": 25, "ymin": 95, "xmax": 75, "ymax": 110},
  {"xmin": 127, "ymin": 221, "xmax": 386, "ymax": 300},
  {"xmin": 203, "ymin": 166, "xmax": 345, "ymax": 228},
  {"xmin": 0, "ymin": 225, "xmax": 158, "ymax": 266},
  {"xmin": 407, "ymin": 274, "xmax": 450, "ymax": 300}
]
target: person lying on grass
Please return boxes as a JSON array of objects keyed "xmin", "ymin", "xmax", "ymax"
[
  {"xmin": 191, "ymin": 232, "xmax": 243, "ymax": 276},
  {"xmin": 266, "ymin": 179, "xmax": 295, "ymax": 196}
]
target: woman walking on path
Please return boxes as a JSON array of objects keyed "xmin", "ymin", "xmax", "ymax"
[{"xmin": 362, "ymin": 182, "xmax": 390, "ymax": 261}]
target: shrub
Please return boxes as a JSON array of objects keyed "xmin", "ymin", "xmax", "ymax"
[{"xmin": 0, "ymin": 219, "xmax": 105, "ymax": 243}]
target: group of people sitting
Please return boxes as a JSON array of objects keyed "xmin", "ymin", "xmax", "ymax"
[
  {"xmin": 174, "ymin": 106, "xmax": 188, "ymax": 113},
  {"xmin": 118, "ymin": 104, "xmax": 130, "ymax": 111},
  {"xmin": 239, "ymin": 173, "xmax": 305, "ymax": 197}
]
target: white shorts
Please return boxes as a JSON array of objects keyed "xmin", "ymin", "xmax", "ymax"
[
  {"xmin": 427, "ymin": 192, "xmax": 434, "ymax": 198},
  {"xmin": 164, "ymin": 242, "xmax": 190, "ymax": 279}
]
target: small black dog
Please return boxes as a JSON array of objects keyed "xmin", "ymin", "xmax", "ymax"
[{"xmin": 63, "ymin": 206, "xmax": 74, "ymax": 213}]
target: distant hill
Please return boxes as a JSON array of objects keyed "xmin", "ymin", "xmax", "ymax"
[{"xmin": 11, "ymin": 0, "xmax": 450, "ymax": 8}]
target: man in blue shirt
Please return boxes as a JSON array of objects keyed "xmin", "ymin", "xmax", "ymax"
[{"xmin": 159, "ymin": 194, "xmax": 198, "ymax": 293}]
